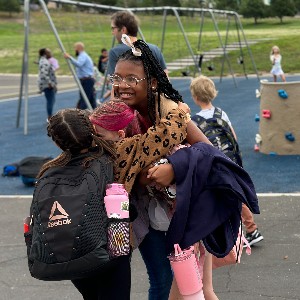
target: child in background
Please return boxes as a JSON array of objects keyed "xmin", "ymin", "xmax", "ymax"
[
  {"xmin": 45, "ymin": 48, "xmax": 59, "ymax": 72},
  {"xmin": 270, "ymin": 45, "xmax": 286, "ymax": 82},
  {"xmin": 98, "ymin": 48, "xmax": 109, "ymax": 74},
  {"xmin": 190, "ymin": 75, "xmax": 264, "ymax": 247}
]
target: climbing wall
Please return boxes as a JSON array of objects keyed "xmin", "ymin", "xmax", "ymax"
[{"xmin": 258, "ymin": 80, "xmax": 300, "ymax": 155}]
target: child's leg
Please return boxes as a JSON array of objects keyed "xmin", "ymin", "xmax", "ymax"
[
  {"xmin": 202, "ymin": 253, "xmax": 219, "ymax": 300},
  {"xmin": 273, "ymin": 75, "xmax": 277, "ymax": 82},
  {"xmin": 242, "ymin": 203, "xmax": 257, "ymax": 234},
  {"xmin": 281, "ymin": 74, "xmax": 286, "ymax": 82},
  {"xmin": 168, "ymin": 279, "xmax": 182, "ymax": 300}
]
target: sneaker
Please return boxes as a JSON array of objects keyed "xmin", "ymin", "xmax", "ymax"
[{"xmin": 244, "ymin": 229, "xmax": 264, "ymax": 247}]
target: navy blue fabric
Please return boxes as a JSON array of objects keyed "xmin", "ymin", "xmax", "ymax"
[{"xmin": 166, "ymin": 142, "xmax": 259, "ymax": 257}]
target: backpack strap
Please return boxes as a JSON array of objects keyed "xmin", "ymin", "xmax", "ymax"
[
  {"xmin": 213, "ymin": 107, "xmax": 222, "ymax": 119},
  {"xmin": 191, "ymin": 114, "xmax": 206, "ymax": 127}
]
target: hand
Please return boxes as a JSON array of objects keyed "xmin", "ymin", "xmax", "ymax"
[
  {"xmin": 178, "ymin": 102, "xmax": 190, "ymax": 114},
  {"xmin": 147, "ymin": 163, "xmax": 175, "ymax": 187},
  {"xmin": 64, "ymin": 52, "xmax": 70, "ymax": 59}
]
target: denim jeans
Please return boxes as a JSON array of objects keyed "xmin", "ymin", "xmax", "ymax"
[
  {"xmin": 78, "ymin": 78, "xmax": 96, "ymax": 109},
  {"xmin": 138, "ymin": 227, "xmax": 173, "ymax": 300},
  {"xmin": 43, "ymin": 87, "xmax": 56, "ymax": 118}
]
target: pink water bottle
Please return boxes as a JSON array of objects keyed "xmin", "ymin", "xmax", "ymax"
[
  {"xmin": 168, "ymin": 244, "xmax": 203, "ymax": 297},
  {"xmin": 104, "ymin": 183, "xmax": 129, "ymax": 219}
]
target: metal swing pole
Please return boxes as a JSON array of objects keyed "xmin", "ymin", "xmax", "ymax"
[
  {"xmin": 234, "ymin": 14, "xmax": 247, "ymax": 79},
  {"xmin": 220, "ymin": 15, "xmax": 231, "ymax": 82},
  {"xmin": 172, "ymin": 8, "xmax": 200, "ymax": 74},
  {"xmin": 196, "ymin": 10, "xmax": 205, "ymax": 74},
  {"xmin": 38, "ymin": 0, "xmax": 92, "ymax": 110},
  {"xmin": 20, "ymin": 0, "xmax": 30, "ymax": 134},
  {"xmin": 160, "ymin": 8, "xmax": 168, "ymax": 52},
  {"xmin": 16, "ymin": 4, "xmax": 28, "ymax": 130},
  {"xmin": 100, "ymin": 36, "xmax": 116, "ymax": 99},
  {"xmin": 234, "ymin": 13, "xmax": 259, "ymax": 81},
  {"xmin": 209, "ymin": 10, "xmax": 237, "ymax": 87}
]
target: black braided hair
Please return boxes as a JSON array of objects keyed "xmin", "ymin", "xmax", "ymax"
[
  {"xmin": 117, "ymin": 40, "xmax": 183, "ymax": 125},
  {"xmin": 38, "ymin": 108, "xmax": 116, "ymax": 178}
]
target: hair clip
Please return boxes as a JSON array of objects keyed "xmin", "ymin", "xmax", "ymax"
[{"xmin": 121, "ymin": 34, "xmax": 142, "ymax": 57}]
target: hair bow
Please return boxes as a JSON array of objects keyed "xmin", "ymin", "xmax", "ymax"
[{"xmin": 121, "ymin": 34, "xmax": 142, "ymax": 57}]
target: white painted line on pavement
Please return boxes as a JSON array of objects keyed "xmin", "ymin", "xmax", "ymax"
[
  {"xmin": 0, "ymin": 195, "xmax": 32, "ymax": 199},
  {"xmin": 257, "ymin": 193, "xmax": 300, "ymax": 197}
]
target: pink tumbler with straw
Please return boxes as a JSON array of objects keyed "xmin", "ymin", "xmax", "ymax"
[
  {"xmin": 104, "ymin": 183, "xmax": 129, "ymax": 219},
  {"xmin": 168, "ymin": 244, "xmax": 203, "ymax": 297}
]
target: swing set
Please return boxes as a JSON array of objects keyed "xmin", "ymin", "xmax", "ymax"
[{"xmin": 18, "ymin": 0, "xmax": 259, "ymax": 134}]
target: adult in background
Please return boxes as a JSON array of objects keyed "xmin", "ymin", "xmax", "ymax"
[
  {"xmin": 107, "ymin": 10, "xmax": 168, "ymax": 77},
  {"xmin": 38, "ymin": 48, "xmax": 57, "ymax": 122},
  {"xmin": 64, "ymin": 42, "xmax": 96, "ymax": 109}
]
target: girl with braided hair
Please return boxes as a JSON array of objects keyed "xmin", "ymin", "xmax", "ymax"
[
  {"xmin": 108, "ymin": 35, "xmax": 211, "ymax": 300},
  {"xmin": 38, "ymin": 108, "xmax": 131, "ymax": 300},
  {"xmin": 38, "ymin": 108, "xmax": 116, "ymax": 177}
]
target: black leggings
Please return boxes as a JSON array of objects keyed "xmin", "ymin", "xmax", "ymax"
[{"xmin": 71, "ymin": 254, "xmax": 131, "ymax": 300}]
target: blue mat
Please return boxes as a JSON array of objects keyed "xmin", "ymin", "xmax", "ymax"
[{"xmin": 1, "ymin": 76, "xmax": 299, "ymax": 195}]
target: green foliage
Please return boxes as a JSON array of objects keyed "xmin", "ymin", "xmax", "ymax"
[
  {"xmin": 215, "ymin": 0, "xmax": 239, "ymax": 11},
  {"xmin": 0, "ymin": 0, "xmax": 20, "ymax": 16},
  {"xmin": 270, "ymin": 0, "xmax": 297, "ymax": 23},
  {"xmin": 294, "ymin": 0, "xmax": 300, "ymax": 10},
  {"xmin": 240, "ymin": 0, "xmax": 266, "ymax": 24},
  {"xmin": 1, "ymin": 11, "xmax": 300, "ymax": 76}
]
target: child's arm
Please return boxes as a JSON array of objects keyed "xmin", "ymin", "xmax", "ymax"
[
  {"xmin": 186, "ymin": 121, "xmax": 211, "ymax": 145},
  {"xmin": 114, "ymin": 107, "xmax": 190, "ymax": 193},
  {"xmin": 230, "ymin": 125, "xmax": 238, "ymax": 141}
]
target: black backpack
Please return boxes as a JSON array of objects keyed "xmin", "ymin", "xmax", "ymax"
[
  {"xmin": 24, "ymin": 154, "xmax": 115, "ymax": 281},
  {"xmin": 192, "ymin": 107, "xmax": 243, "ymax": 167}
]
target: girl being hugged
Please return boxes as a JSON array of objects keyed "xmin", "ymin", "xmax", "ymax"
[{"xmin": 270, "ymin": 45, "xmax": 286, "ymax": 82}]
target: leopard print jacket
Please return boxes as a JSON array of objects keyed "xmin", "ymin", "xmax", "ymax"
[{"xmin": 114, "ymin": 108, "xmax": 189, "ymax": 194}]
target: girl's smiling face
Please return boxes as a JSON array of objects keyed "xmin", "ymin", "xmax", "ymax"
[{"xmin": 113, "ymin": 60, "xmax": 156, "ymax": 114}]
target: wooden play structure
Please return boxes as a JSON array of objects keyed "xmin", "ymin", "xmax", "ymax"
[{"xmin": 258, "ymin": 80, "xmax": 300, "ymax": 155}]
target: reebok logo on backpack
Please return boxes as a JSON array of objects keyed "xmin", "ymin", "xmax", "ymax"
[
  {"xmin": 24, "ymin": 155, "xmax": 116, "ymax": 281},
  {"xmin": 192, "ymin": 107, "xmax": 243, "ymax": 167},
  {"xmin": 47, "ymin": 201, "xmax": 72, "ymax": 228}
]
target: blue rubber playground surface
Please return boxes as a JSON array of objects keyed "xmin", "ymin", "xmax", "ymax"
[{"xmin": 1, "ymin": 75, "xmax": 299, "ymax": 195}]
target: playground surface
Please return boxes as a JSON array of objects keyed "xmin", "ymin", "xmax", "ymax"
[{"xmin": 0, "ymin": 74, "xmax": 300, "ymax": 299}]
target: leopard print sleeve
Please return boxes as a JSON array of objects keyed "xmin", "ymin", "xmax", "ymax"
[{"xmin": 114, "ymin": 108, "xmax": 189, "ymax": 194}]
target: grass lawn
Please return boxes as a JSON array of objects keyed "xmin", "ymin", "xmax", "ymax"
[{"xmin": 1, "ymin": 10, "xmax": 300, "ymax": 77}]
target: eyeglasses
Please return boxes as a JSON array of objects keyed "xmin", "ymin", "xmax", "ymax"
[
  {"xmin": 110, "ymin": 74, "xmax": 146, "ymax": 87},
  {"xmin": 111, "ymin": 26, "xmax": 118, "ymax": 30}
]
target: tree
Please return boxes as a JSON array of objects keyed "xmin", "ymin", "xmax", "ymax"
[
  {"xmin": 215, "ymin": 0, "xmax": 240, "ymax": 11},
  {"xmin": 270, "ymin": 0, "xmax": 297, "ymax": 23},
  {"xmin": 293, "ymin": 0, "xmax": 300, "ymax": 11},
  {"xmin": 240, "ymin": 0, "xmax": 266, "ymax": 24},
  {"xmin": 0, "ymin": 0, "xmax": 20, "ymax": 16}
]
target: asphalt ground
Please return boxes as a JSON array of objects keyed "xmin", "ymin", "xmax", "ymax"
[
  {"xmin": 1, "ymin": 194, "xmax": 299, "ymax": 300},
  {"xmin": 0, "ymin": 74, "xmax": 300, "ymax": 299}
]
